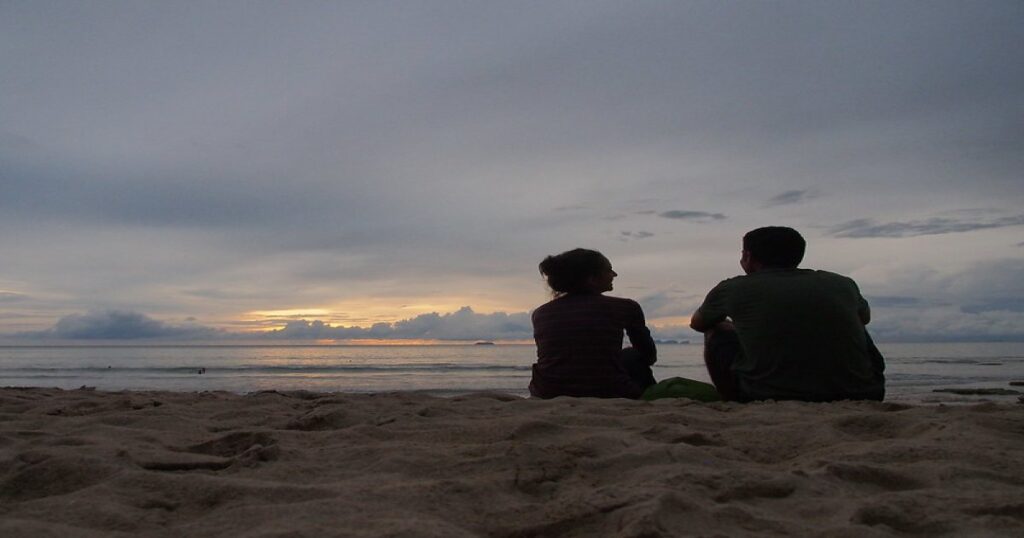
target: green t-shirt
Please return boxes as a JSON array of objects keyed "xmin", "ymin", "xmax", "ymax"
[{"xmin": 696, "ymin": 268, "xmax": 883, "ymax": 401}]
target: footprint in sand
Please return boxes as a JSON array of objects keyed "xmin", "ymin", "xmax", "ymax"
[{"xmin": 138, "ymin": 431, "xmax": 281, "ymax": 472}]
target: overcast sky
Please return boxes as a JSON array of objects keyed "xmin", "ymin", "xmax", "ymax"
[{"xmin": 2, "ymin": 1, "xmax": 1022, "ymax": 342}]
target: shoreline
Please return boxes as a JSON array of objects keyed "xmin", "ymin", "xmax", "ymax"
[
  {"xmin": 4, "ymin": 383, "xmax": 1023, "ymax": 406},
  {"xmin": 2, "ymin": 387, "xmax": 1022, "ymax": 536},
  {"xmin": 3, "ymin": 340, "xmax": 1022, "ymax": 405}
]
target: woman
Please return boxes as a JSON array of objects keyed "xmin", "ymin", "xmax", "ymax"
[{"xmin": 530, "ymin": 248, "xmax": 657, "ymax": 399}]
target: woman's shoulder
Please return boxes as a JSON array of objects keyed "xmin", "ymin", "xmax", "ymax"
[
  {"xmin": 596, "ymin": 293, "xmax": 639, "ymax": 304},
  {"xmin": 535, "ymin": 293, "xmax": 637, "ymax": 311},
  {"xmin": 537, "ymin": 293, "xmax": 640, "ymax": 306},
  {"xmin": 590, "ymin": 294, "xmax": 644, "ymax": 314},
  {"xmin": 533, "ymin": 295, "xmax": 576, "ymax": 317}
]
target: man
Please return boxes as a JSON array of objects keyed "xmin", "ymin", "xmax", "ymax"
[{"xmin": 690, "ymin": 226, "xmax": 885, "ymax": 402}]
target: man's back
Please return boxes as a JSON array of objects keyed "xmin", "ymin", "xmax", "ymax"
[{"xmin": 697, "ymin": 268, "xmax": 883, "ymax": 401}]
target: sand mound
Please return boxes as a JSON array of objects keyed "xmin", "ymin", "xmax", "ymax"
[{"xmin": 1, "ymin": 387, "xmax": 1022, "ymax": 536}]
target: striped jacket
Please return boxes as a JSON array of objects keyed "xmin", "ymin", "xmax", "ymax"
[{"xmin": 530, "ymin": 293, "xmax": 656, "ymax": 399}]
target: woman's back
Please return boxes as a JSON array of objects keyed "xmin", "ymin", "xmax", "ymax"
[
  {"xmin": 529, "ymin": 248, "xmax": 656, "ymax": 399},
  {"xmin": 531, "ymin": 293, "xmax": 653, "ymax": 399}
]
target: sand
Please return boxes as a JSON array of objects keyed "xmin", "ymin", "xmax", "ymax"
[{"xmin": 1, "ymin": 388, "xmax": 1022, "ymax": 537}]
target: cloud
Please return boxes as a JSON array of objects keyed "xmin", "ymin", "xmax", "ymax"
[
  {"xmin": 265, "ymin": 307, "xmax": 532, "ymax": 341},
  {"xmin": 658, "ymin": 210, "xmax": 726, "ymax": 222},
  {"xmin": 1, "ymin": 3, "xmax": 1022, "ymax": 342},
  {"xmin": 267, "ymin": 307, "xmax": 709, "ymax": 343},
  {"xmin": 861, "ymin": 258, "xmax": 1024, "ymax": 340},
  {"xmin": 0, "ymin": 291, "xmax": 27, "ymax": 303},
  {"xmin": 264, "ymin": 320, "xmax": 378, "ymax": 340},
  {"xmin": 867, "ymin": 307, "xmax": 1024, "ymax": 342},
  {"xmin": 961, "ymin": 300, "xmax": 1024, "ymax": 314},
  {"xmin": 765, "ymin": 189, "xmax": 820, "ymax": 206},
  {"xmin": 619, "ymin": 231, "xmax": 654, "ymax": 241},
  {"xmin": 829, "ymin": 214, "xmax": 1024, "ymax": 238},
  {"xmin": 636, "ymin": 291, "xmax": 700, "ymax": 319},
  {"xmin": 22, "ymin": 310, "xmax": 220, "ymax": 340},
  {"xmin": 947, "ymin": 259, "xmax": 1024, "ymax": 315},
  {"xmin": 864, "ymin": 296, "xmax": 925, "ymax": 308}
]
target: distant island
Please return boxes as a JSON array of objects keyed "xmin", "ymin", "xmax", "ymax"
[
  {"xmin": 474, "ymin": 341, "xmax": 496, "ymax": 346},
  {"xmin": 654, "ymin": 339, "xmax": 690, "ymax": 345}
]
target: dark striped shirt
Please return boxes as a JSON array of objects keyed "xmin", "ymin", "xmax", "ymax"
[{"xmin": 530, "ymin": 293, "xmax": 656, "ymax": 399}]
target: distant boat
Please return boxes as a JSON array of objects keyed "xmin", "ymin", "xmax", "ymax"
[{"xmin": 474, "ymin": 341, "xmax": 496, "ymax": 346}]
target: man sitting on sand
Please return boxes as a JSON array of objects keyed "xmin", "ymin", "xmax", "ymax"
[{"xmin": 689, "ymin": 226, "xmax": 885, "ymax": 402}]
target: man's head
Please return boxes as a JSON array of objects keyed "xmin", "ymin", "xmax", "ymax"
[{"xmin": 741, "ymin": 227, "xmax": 805, "ymax": 273}]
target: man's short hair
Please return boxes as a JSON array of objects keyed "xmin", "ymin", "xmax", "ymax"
[{"xmin": 743, "ymin": 227, "xmax": 805, "ymax": 268}]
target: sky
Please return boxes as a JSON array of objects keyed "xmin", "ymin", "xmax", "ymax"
[{"xmin": 1, "ymin": 1, "xmax": 1023, "ymax": 343}]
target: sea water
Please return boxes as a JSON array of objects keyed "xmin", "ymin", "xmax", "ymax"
[{"xmin": 0, "ymin": 342, "xmax": 1022, "ymax": 404}]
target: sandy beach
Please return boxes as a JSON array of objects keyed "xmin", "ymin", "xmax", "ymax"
[{"xmin": 1, "ymin": 388, "xmax": 1022, "ymax": 537}]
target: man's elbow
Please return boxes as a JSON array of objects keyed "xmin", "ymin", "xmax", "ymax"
[{"xmin": 689, "ymin": 313, "xmax": 709, "ymax": 333}]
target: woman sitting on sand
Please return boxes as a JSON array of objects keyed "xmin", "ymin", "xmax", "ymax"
[{"xmin": 530, "ymin": 248, "xmax": 657, "ymax": 399}]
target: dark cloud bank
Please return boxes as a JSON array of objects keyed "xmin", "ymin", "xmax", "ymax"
[
  {"xmin": 26, "ymin": 311, "xmax": 221, "ymax": 340},
  {"xmin": 16, "ymin": 308, "xmax": 534, "ymax": 342},
  {"xmin": 13, "ymin": 256, "xmax": 1024, "ymax": 343},
  {"xmin": 12, "ymin": 296, "xmax": 1024, "ymax": 343},
  {"xmin": 268, "ymin": 307, "xmax": 531, "ymax": 341},
  {"xmin": 11, "ymin": 307, "xmax": 701, "ymax": 343}
]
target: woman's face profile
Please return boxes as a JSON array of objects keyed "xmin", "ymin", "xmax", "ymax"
[{"xmin": 587, "ymin": 262, "xmax": 617, "ymax": 293}]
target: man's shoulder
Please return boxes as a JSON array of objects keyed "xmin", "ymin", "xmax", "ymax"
[
  {"xmin": 806, "ymin": 268, "xmax": 848, "ymax": 277},
  {"xmin": 709, "ymin": 274, "xmax": 746, "ymax": 290},
  {"xmin": 805, "ymin": 269, "xmax": 859, "ymax": 287},
  {"xmin": 749, "ymin": 268, "xmax": 857, "ymax": 284},
  {"xmin": 716, "ymin": 269, "xmax": 859, "ymax": 294},
  {"xmin": 698, "ymin": 275, "xmax": 749, "ymax": 304}
]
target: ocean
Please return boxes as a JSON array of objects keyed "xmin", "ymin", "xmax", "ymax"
[{"xmin": 1, "ymin": 342, "xmax": 1022, "ymax": 404}]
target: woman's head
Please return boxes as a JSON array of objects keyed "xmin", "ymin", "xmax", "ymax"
[{"xmin": 539, "ymin": 248, "xmax": 616, "ymax": 296}]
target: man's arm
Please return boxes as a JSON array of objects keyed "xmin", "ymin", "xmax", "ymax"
[
  {"xmin": 855, "ymin": 282, "xmax": 871, "ymax": 325},
  {"xmin": 689, "ymin": 309, "xmax": 713, "ymax": 332},
  {"xmin": 690, "ymin": 282, "xmax": 728, "ymax": 333},
  {"xmin": 858, "ymin": 298, "xmax": 871, "ymax": 325}
]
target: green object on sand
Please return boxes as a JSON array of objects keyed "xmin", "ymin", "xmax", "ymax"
[{"xmin": 642, "ymin": 377, "xmax": 721, "ymax": 402}]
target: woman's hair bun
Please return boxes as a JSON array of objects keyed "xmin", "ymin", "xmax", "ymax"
[{"xmin": 539, "ymin": 248, "xmax": 609, "ymax": 295}]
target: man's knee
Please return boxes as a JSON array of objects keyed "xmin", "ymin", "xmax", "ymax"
[
  {"xmin": 703, "ymin": 323, "xmax": 743, "ymax": 401},
  {"xmin": 705, "ymin": 322, "xmax": 738, "ymax": 351}
]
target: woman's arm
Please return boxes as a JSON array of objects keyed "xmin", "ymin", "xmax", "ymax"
[{"xmin": 625, "ymin": 301, "xmax": 657, "ymax": 365}]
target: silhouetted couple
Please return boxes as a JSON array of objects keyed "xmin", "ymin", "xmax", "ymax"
[{"xmin": 529, "ymin": 226, "xmax": 885, "ymax": 402}]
